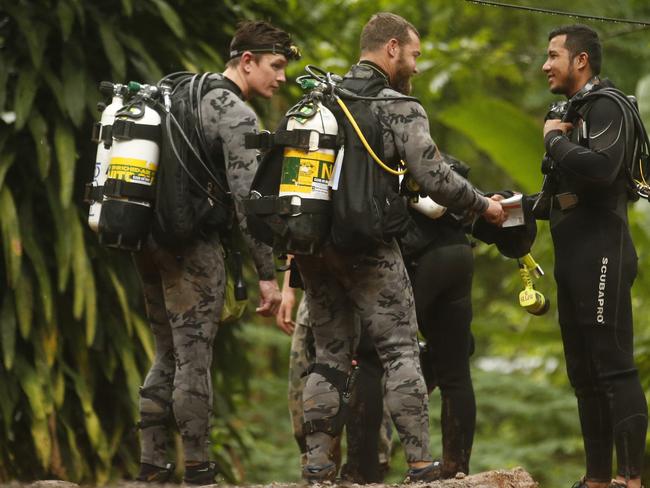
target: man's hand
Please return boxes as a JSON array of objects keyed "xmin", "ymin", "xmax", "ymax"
[
  {"xmin": 275, "ymin": 287, "xmax": 296, "ymax": 336},
  {"xmin": 256, "ymin": 279, "xmax": 281, "ymax": 317},
  {"xmin": 482, "ymin": 196, "xmax": 507, "ymax": 226},
  {"xmin": 544, "ymin": 119, "xmax": 574, "ymax": 137}
]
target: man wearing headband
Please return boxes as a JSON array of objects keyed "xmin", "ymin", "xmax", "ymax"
[{"xmin": 134, "ymin": 20, "xmax": 297, "ymax": 484}]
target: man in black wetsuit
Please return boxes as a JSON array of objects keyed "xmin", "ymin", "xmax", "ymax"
[{"xmin": 541, "ymin": 24, "xmax": 647, "ymax": 488}]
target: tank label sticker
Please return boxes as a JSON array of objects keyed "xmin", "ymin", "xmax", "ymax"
[
  {"xmin": 108, "ymin": 157, "xmax": 157, "ymax": 185},
  {"xmin": 279, "ymin": 149, "xmax": 335, "ymax": 200}
]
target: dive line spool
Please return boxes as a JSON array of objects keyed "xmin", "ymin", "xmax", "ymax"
[
  {"xmin": 98, "ymin": 82, "xmax": 162, "ymax": 251},
  {"xmin": 518, "ymin": 253, "xmax": 549, "ymax": 315},
  {"xmin": 86, "ymin": 82, "xmax": 127, "ymax": 232}
]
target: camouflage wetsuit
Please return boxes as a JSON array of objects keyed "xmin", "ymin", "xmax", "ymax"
[
  {"xmin": 134, "ymin": 74, "xmax": 275, "ymax": 466},
  {"xmin": 295, "ymin": 62, "xmax": 489, "ymax": 468},
  {"xmin": 288, "ymin": 294, "xmax": 393, "ymax": 475}
]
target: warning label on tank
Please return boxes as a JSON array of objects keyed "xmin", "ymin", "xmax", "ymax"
[
  {"xmin": 279, "ymin": 149, "xmax": 334, "ymax": 200},
  {"xmin": 108, "ymin": 157, "xmax": 157, "ymax": 185}
]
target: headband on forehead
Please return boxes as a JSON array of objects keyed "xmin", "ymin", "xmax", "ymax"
[{"xmin": 229, "ymin": 43, "xmax": 302, "ymax": 61}]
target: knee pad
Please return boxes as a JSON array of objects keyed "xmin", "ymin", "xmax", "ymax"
[
  {"xmin": 138, "ymin": 386, "xmax": 171, "ymax": 429},
  {"xmin": 302, "ymin": 363, "xmax": 355, "ymax": 437}
]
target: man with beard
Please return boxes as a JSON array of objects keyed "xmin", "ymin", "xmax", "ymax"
[
  {"xmin": 540, "ymin": 24, "xmax": 647, "ymax": 488},
  {"xmin": 295, "ymin": 12, "xmax": 506, "ymax": 483}
]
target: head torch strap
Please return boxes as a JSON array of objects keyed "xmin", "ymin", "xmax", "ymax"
[{"xmin": 229, "ymin": 44, "xmax": 301, "ymax": 61}]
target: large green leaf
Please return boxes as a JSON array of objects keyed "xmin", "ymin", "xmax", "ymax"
[
  {"xmin": 10, "ymin": 6, "xmax": 49, "ymax": 69},
  {"xmin": 19, "ymin": 200, "xmax": 54, "ymax": 323},
  {"xmin": 28, "ymin": 111, "xmax": 52, "ymax": 179},
  {"xmin": 57, "ymin": 0, "xmax": 76, "ymax": 41},
  {"xmin": 14, "ymin": 356, "xmax": 52, "ymax": 469},
  {"xmin": 0, "ymin": 152, "xmax": 16, "ymax": 191},
  {"xmin": 14, "ymin": 68, "xmax": 38, "ymax": 131},
  {"xmin": 0, "ymin": 367, "xmax": 18, "ymax": 436},
  {"xmin": 0, "ymin": 187, "xmax": 22, "ymax": 288},
  {"xmin": 62, "ymin": 52, "xmax": 87, "ymax": 127},
  {"xmin": 121, "ymin": 0, "xmax": 134, "ymax": 16},
  {"xmin": 54, "ymin": 120, "xmax": 77, "ymax": 209},
  {"xmin": 98, "ymin": 21, "xmax": 127, "ymax": 81},
  {"xmin": 14, "ymin": 267, "xmax": 34, "ymax": 339},
  {"xmin": 438, "ymin": 96, "xmax": 544, "ymax": 193},
  {"xmin": 636, "ymin": 74, "xmax": 650, "ymax": 129},
  {"xmin": 132, "ymin": 314, "xmax": 154, "ymax": 362},
  {"xmin": 108, "ymin": 267, "xmax": 133, "ymax": 336},
  {"xmin": 150, "ymin": 0, "xmax": 186, "ymax": 38},
  {"xmin": 0, "ymin": 292, "xmax": 16, "ymax": 370}
]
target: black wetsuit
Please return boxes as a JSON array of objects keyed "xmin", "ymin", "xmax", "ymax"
[
  {"xmin": 545, "ymin": 81, "xmax": 648, "ymax": 481},
  {"xmin": 402, "ymin": 209, "xmax": 476, "ymax": 478}
]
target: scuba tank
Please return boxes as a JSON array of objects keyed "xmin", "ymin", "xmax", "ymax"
[
  {"xmin": 86, "ymin": 82, "xmax": 127, "ymax": 232},
  {"xmin": 402, "ymin": 174, "xmax": 446, "ymax": 219},
  {"xmin": 98, "ymin": 82, "xmax": 162, "ymax": 251},
  {"xmin": 277, "ymin": 88, "xmax": 338, "ymax": 254}
]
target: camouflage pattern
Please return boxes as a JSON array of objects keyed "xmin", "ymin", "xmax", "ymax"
[
  {"xmin": 288, "ymin": 296, "xmax": 313, "ymax": 466},
  {"xmin": 295, "ymin": 240, "xmax": 431, "ymax": 466},
  {"xmin": 135, "ymin": 76, "xmax": 276, "ymax": 466},
  {"xmin": 288, "ymin": 295, "xmax": 393, "ymax": 470},
  {"xmin": 294, "ymin": 63, "xmax": 489, "ymax": 470},
  {"xmin": 351, "ymin": 62, "xmax": 489, "ymax": 215}
]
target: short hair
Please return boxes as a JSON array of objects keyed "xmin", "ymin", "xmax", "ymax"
[
  {"xmin": 548, "ymin": 24, "xmax": 602, "ymax": 75},
  {"xmin": 226, "ymin": 20, "xmax": 293, "ymax": 68},
  {"xmin": 360, "ymin": 12, "xmax": 420, "ymax": 53}
]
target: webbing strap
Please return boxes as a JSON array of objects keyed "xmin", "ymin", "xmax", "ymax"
[
  {"xmin": 113, "ymin": 119, "xmax": 161, "ymax": 142},
  {"xmin": 84, "ymin": 183, "xmax": 104, "ymax": 203},
  {"xmin": 244, "ymin": 129, "xmax": 338, "ymax": 150},
  {"xmin": 103, "ymin": 178, "xmax": 156, "ymax": 200}
]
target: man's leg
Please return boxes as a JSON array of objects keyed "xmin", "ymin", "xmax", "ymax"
[
  {"xmin": 157, "ymin": 236, "xmax": 225, "ymax": 467},
  {"xmin": 296, "ymin": 252, "xmax": 357, "ymax": 479},
  {"xmin": 345, "ymin": 241, "xmax": 432, "ymax": 467},
  {"xmin": 133, "ymin": 246, "xmax": 176, "ymax": 477},
  {"xmin": 288, "ymin": 297, "xmax": 312, "ymax": 466}
]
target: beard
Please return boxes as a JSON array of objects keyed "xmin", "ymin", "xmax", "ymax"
[
  {"xmin": 550, "ymin": 63, "xmax": 576, "ymax": 97},
  {"xmin": 393, "ymin": 56, "xmax": 413, "ymax": 95}
]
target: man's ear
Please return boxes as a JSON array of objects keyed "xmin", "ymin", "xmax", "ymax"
[
  {"xmin": 386, "ymin": 38, "xmax": 400, "ymax": 58},
  {"xmin": 240, "ymin": 51, "xmax": 254, "ymax": 73},
  {"xmin": 574, "ymin": 51, "xmax": 589, "ymax": 72}
]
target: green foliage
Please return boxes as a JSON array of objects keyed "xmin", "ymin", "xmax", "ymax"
[{"xmin": 2, "ymin": 0, "xmax": 650, "ymax": 485}]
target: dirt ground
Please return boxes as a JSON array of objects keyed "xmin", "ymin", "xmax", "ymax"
[{"xmin": 9, "ymin": 467, "xmax": 538, "ymax": 488}]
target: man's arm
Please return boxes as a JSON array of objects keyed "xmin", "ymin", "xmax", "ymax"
[
  {"xmin": 201, "ymin": 88, "xmax": 281, "ymax": 315},
  {"xmin": 379, "ymin": 98, "xmax": 505, "ymax": 223},
  {"xmin": 544, "ymin": 97, "xmax": 626, "ymax": 186}
]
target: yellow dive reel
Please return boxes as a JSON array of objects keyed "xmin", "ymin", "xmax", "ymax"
[{"xmin": 518, "ymin": 254, "xmax": 550, "ymax": 316}]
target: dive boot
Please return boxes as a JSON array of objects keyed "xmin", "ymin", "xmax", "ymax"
[
  {"xmin": 184, "ymin": 461, "xmax": 218, "ymax": 485},
  {"xmin": 135, "ymin": 462, "xmax": 175, "ymax": 482},
  {"xmin": 302, "ymin": 462, "xmax": 337, "ymax": 484},
  {"xmin": 404, "ymin": 460, "xmax": 442, "ymax": 483}
]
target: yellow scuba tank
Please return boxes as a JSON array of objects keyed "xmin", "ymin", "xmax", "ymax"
[
  {"xmin": 98, "ymin": 82, "xmax": 161, "ymax": 251},
  {"xmin": 277, "ymin": 96, "xmax": 338, "ymax": 254},
  {"xmin": 87, "ymin": 82, "xmax": 127, "ymax": 232}
]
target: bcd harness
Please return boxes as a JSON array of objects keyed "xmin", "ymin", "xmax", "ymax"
[{"xmin": 244, "ymin": 64, "xmax": 419, "ymax": 256}]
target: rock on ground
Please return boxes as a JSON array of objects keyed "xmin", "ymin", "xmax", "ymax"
[{"xmin": 9, "ymin": 467, "xmax": 537, "ymax": 488}]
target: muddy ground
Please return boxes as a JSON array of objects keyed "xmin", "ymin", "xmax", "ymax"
[{"xmin": 7, "ymin": 467, "xmax": 538, "ymax": 488}]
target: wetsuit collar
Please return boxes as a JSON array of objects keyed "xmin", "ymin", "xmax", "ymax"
[
  {"xmin": 569, "ymin": 76, "xmax": 600, "ymax": 101},
  {"xmin": 357, "ymin": 60, "xmax": 390, "ymax": 83},
  {"xmin": 221, "ymin": 74, "xmax": 245, "ymax": 100}
]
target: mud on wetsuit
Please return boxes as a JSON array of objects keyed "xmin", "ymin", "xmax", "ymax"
[
  {"xmin": 295, "ymin": 61, "xmax": 489, "ymax": 472},
  {"xmin": 134, "ymin": 75, "xmax": 276, "ymax": 467},
  {"xmin": 544, "ymin": 80, "xmax": 648, "ymax": 481}
]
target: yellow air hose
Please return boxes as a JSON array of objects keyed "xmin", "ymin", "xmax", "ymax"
[{"xmin": 336, "ymin": 96, "xmax": 408, "ymax": 176}]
